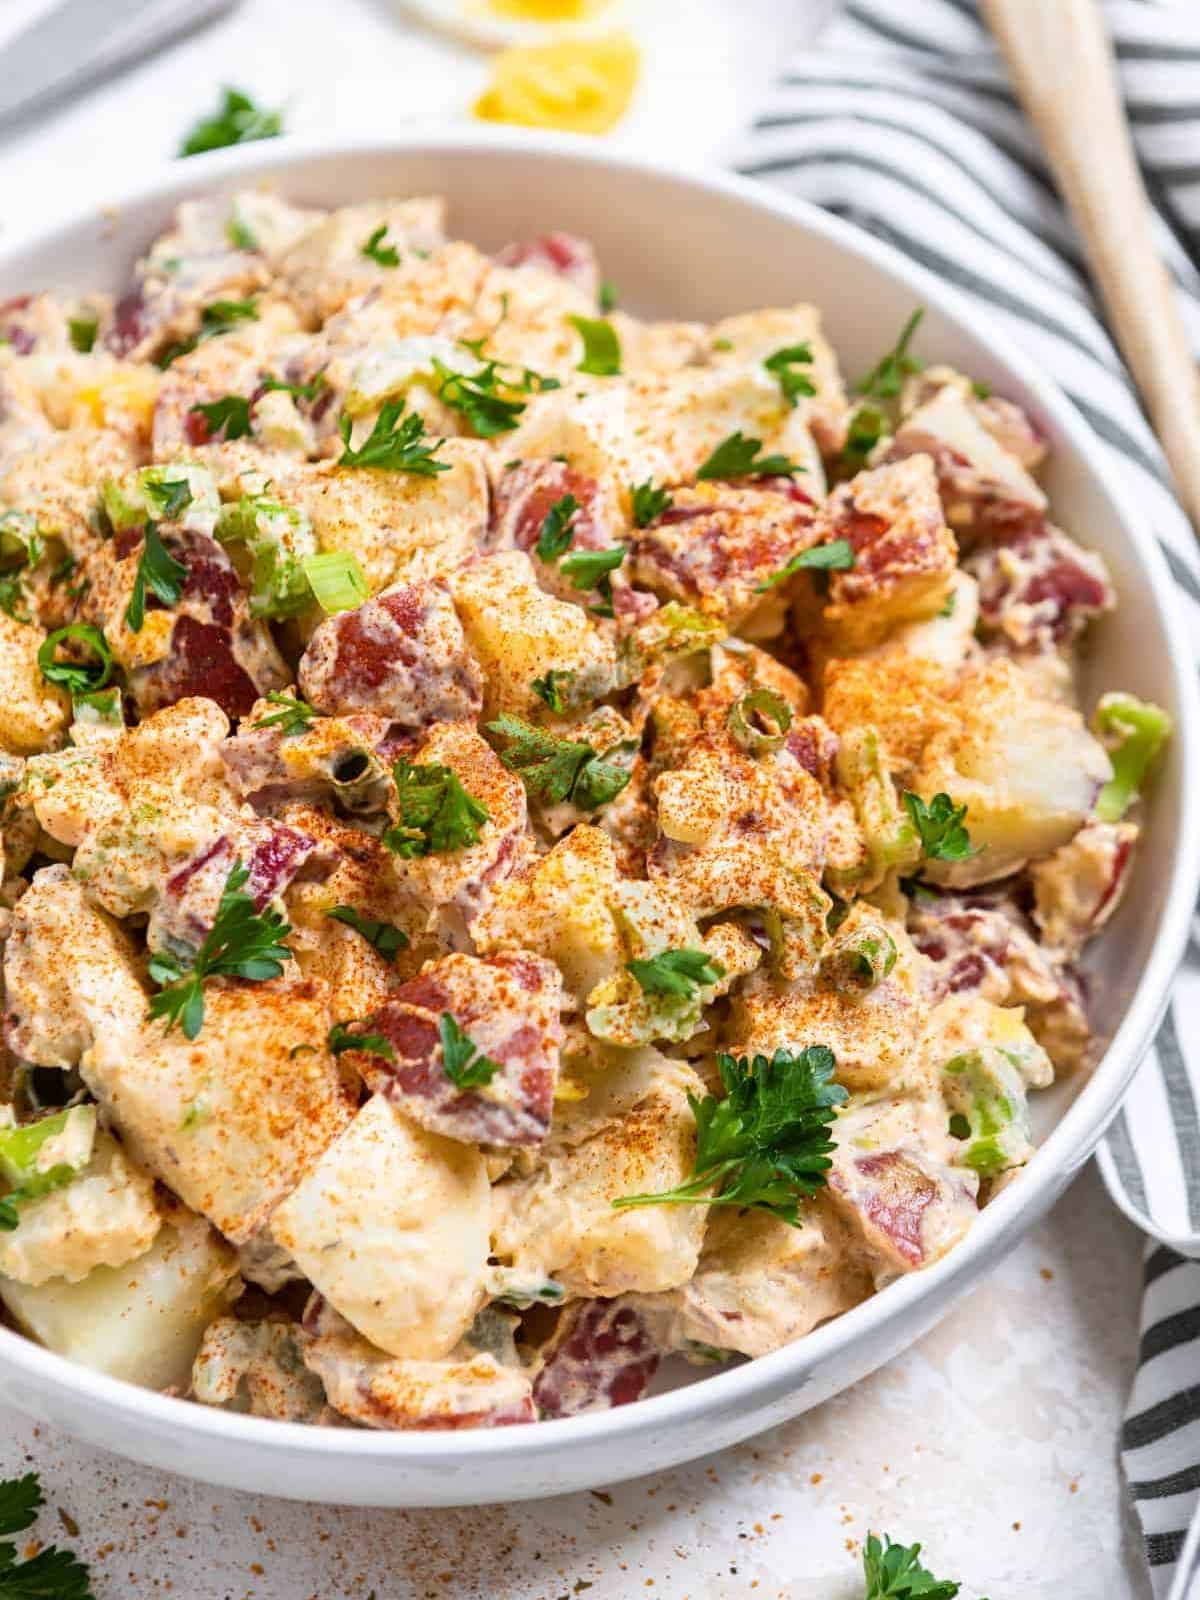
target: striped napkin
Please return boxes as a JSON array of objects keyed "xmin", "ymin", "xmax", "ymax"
[{"xmin": 733, "ymin": 2, "xmax": 1200, "ymax": 1592}]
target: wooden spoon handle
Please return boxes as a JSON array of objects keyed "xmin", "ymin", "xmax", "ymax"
[{"xmin": 982, "ymin": 0, "xmax": 1200, "ymax": 533}]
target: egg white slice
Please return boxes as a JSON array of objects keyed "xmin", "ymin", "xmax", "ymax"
[{"xmin": 391, "ymin": 0, "xmax": 626, "ymax": 52}]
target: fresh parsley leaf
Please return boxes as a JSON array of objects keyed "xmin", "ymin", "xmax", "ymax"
[
  {"xmin": 971, "ymin": 379, "xmax": 992, "ymax": 400},
  {"xmin": 756, "ymin": 537, "xmax": 855, "ymax": 592},
  {"xmin": 328, "ymin": 1021, "xmax": 395, "ymax": 1058},
  {"xmin": 560, "ymin": 544, "xmax": 625, "ymax": 592},
  {"xmin": 614, "ymin": 1045, "xmax": 847, "ymax": 1224},
  {"xmin": 861, "ymin": 1532, "xmax": 961, "ymax": 1599},
  {"xmin": 37, "ymin": 625, "xmax": 113, "ymax": 695},
  {"xmin": 696, "ymin": 430, "xmax": 800, "ymax": 482},
  {"xmin": 147, "ymin": 860, "xmax": 292, "ymax": 1040},
  {"xmin": 384, "ymin": 759, "xmax": 490, "ymax": 858},
  {"xmin": 259, "ymin": 371, "xmax": 327, "ymax": 404},
  {"xmin": 253, "ymin": 691, "xmax": 317, "ymax": 736},
  {"xmin": 487, "ymin": 713, "xmax": 630, "ymax": 810},
  {"xmin": 598, "ymin": 280, "xmax": 619, "ymax": 313},
  {"xmin": 630, "ymin": 479, "xmax": 673, "ymax": 528},
  {"xmin": 189, "ymin": 394, "xmax": 252, "ymax": 441},
  {"xmin": 764, "ymin": 342, "xmax": 817, "ymax": 406},
  {"xmin": 143, "ymin": 477, "xmax": 193, "ymax": 520},
  {"xmin": 531, "ymin": 668, "xmax": 574, "ymax": 714},
  {"xmin": 857, "ymin": 310, "xmax": 925, "ymax": 401},
  {"xmin": 535, "ymin": 494, "xmax": 579, "ymax": 562},
  {"xmin": 226, "ymin": 214, "xmax": 258, "ymax": 251},
  {"xmin": 361, "ymin": 224, "xmax": 400, "ymax": 267},
  {"xmin": 156, "ymin": 299, "xmax": 260, "ymax": 369},
  {"xmin": 841, "ymin": 402, "xmax": 887, "ymax": 470},
  {"xmin": 0, "ymin": 1475, "xmax": 41, "ymax": 1537},
  {"xmin": 179, "ymin": 87, "xmax": 283, "ymax": 158},
  {"xmin": 326, "ymin": 905, "xmax": 408, "ymax": 959},
  {"xmin": 433, "ymin": 360, "xmax": 526, "ymax": 438},
  {"xmin": 902, "ymin": 792, "xmax": 975, "ymax": 863},
  {"xmin": 568, "ymin": 314, "xmax": 622, "ymax": 376},
  {"xmin": 0, "ymin": 1472, "xmax": 95, "ymax": 1598},
  {"xmin": 626, "ymin": 948, "xmax": 725, "ymax": 998},
  {"xmin": 938, "ymin": 589, "xmax": 957, "ymax": 619},
  {"xmin": 125, "ymin": 525, "xmax": 187, "ymax": 633},
  {"xmin": 67, "ymin": 314, "xmax": 98, "ymax": 353},
  {"xmin": 439, "ymin": 1013, "xmax": 502, "ymax": 1090},
  {"xmin": 337, "ymin": 402, "xmax": 448, "ymax": 475}
]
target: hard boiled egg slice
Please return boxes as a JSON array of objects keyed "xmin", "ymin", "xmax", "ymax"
[
  {"xmin": 473, "ymin": 34, "xmax": 640, "ymax": 135},
  {"xmin": 393, "ymin": 0, "xmax": 625, "ymax": 52}
]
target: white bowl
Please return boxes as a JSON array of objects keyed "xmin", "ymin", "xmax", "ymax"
[{"xmin": 1, "ymin": 128, "xmax": 1196, "ymax": 1507}]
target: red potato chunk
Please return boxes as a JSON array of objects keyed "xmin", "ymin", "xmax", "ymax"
[
  {"xmin": 827, "ymin": 1097, "xmax": 978, "ymax": 1276},
  {"xmin": 491, "ymin": 458, "xmax": 655, "ymax": 622},
  {"xmin": 220, "ymin": 711, "xmax": 398, "ymax": 812},
  {"xmin": 1030, "ymin": 819, "xmax": 1137, "ymax": 957},
  {"xmin": 883, "ymin": 384, "xmax": 1047, "ymax": 542},
  {"xmin": 298, "ymin": 579, "xmax": 483, "ymax": 727},
  {"xmin": 300, "ymin": 1298, "xmax": 535, "ymax": 1431},
  {"xmin": 968, "ymin": 523, "xmax": 1114, "ymax": 652},
  {"xmin": 820, "ymin": 455, "xmax": 957, "ymax": 649},
  {"xmin": 494, "ymin": 232, "xmax": 601, "ymax": 298},
  {"xmin": 908, "ymin": 887, "xmax": 1091, "ymax": 1072},
  {"xmin": 102, "ymin": 529, "xmax": 288, "ymax": 720},
  {"xmin": 153, "ymin": 819, "xmax": 328, "ymax": 949},
  {"xmin": 532, "ymin": 1298, "xmax": 660, "ymax": 1419},
  {"xmin": 631, "ymin": 481, "xmax": 817, "ymax": 625},
  {"xmin": 353, "ymin": 951, "xmax": 564, "ymax": 1147}
]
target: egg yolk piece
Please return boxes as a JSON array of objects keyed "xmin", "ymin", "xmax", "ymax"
[
  {"xmin": 485, "ymin": 0, "xmax": 610, "ymax": 17},
  {"xmin": 472, "ymin": 33, "xmax": 640, "ymax": 136}
]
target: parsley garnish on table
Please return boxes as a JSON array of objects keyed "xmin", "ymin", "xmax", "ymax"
[
  {"xmin": 148, "ymin": 860, "xmax": 292, "ymax": 1040},
  {"xmin": 861, "ymin": 1532, "xmax": 983, "ymax": 1599},
  {"xmin": 0, "ymin": 1472, "xmax": 94, "ymax": 1599},
  {"xmin": 487, "ymin": 713, "xmax": 631, "ymax": 810},
  {"xmin": 179, "ymin": 87, "xmax": 283, "ymax": 158},
  {"xmin": 756, "ymin": 537, "xmax": 855, "ymax": 592},
  {"xmin": 626, "ymin": 948, "xmax": 724, "ymax": 998},
  {"xmin": 325, "ymin": 905, "xmax": 408, "ymax": 959},
  {"xmin": 614, "ymin": 1045, "xmax": 846, "ymax": 1224},
  {"xmin": 857, "ymin": 309, "xmax": 925, "ymax": 400},
  {"xmin": 439, "ymin": 1013, "xmax": 502, "ymax": 1090},
  {"xmin": 696, "ymin": 430, "xmax": 800, "ymax": 481},
  {"xmin": 337, "ymin": 403, "xmax": 448, "ymax": 475},
  {"xmin": 125, "ymin": 526, "xmax": 187, "ymax": 632},
  {"xmin": 902, "ymin": 792, "xmax": 975, "ymax": 863},
  {"xmin": 384, "ymin": 759, "xmax": 490, "ymax": 858}
]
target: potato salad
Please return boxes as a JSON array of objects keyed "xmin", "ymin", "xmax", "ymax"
[{"xmin": 0, "ymin": 191, "xmax": 1169, "ymax": 1430}]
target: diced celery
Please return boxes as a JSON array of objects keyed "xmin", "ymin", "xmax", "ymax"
[
  {"xmin": 217, "ymin": 493, "xmax": 318, "ymax": 618},
  {"xmin": 1093, "ymin": 692, "xmax": 1171, "ymax": 822}
]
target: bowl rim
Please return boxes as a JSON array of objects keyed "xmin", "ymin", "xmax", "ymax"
[{"xmin": 1, "ymin": 123, "xmax": 1197, "ymax": 1466}]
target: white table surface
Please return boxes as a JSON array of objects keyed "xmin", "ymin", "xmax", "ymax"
[{"xmin": 0, "ymin": 2, "xmax": 1154, "ymax": 1594}]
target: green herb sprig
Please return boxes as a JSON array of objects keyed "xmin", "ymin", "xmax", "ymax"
[
  {"xmin": 384, "ymin": 758, "xmax": 490, "ymax": 858},
  {"xmin": 337, "ymin": 403, "xmax": 448, "ymax": 475},
  {"xmin": 614, "ymin": 1045, "xmax": 846, "ymax": 1225},
  {"xmin": 487, "ymin": 713, "xmax": 630, "ymax": 811},
  {"xmin": 439, "ymin": 1013, "xmax": 502, "ymax": 1090},
  {"xmin": 147, "ymin": 859, "xmax": 292, "ymax": 1040}
]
